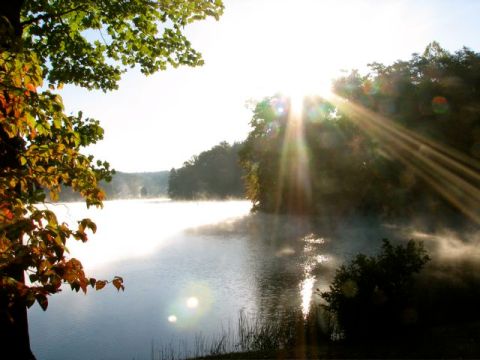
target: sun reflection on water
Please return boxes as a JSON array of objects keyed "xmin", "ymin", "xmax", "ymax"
[
  {"xmin": 300, "ymin": 276, "xmax": 315, "ymax": 318},
  {"xmin": 298, "ymin": 233, "xmax": 331, "ymax": 318}
]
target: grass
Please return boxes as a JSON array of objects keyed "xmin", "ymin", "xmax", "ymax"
[{"xmin": 150, "ymin": 310, "xmax": 304, "ymax": 360}]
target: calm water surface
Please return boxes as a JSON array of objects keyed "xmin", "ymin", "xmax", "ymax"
[{"xmin": 29, "ymin": 199, "xmax": 392, "ymax": 360}]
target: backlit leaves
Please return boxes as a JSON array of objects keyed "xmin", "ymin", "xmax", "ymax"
[
  {"xmin": 20, "ymin": 0, "xmax": 224, "ymax": 90},
  {"xmin": 0, "ymin": 51, "xmax": 122, "ymax": 312}
]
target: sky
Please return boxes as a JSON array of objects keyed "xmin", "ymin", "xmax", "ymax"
[{"xmin": 59, "ymin": 0, "xmax": 480, "ymax": 172}]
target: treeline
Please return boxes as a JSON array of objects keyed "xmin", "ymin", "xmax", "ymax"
[
  {"xmin": 168, "ymin": 142, "xmax": 245, "ymax": 199},
  {"xmin": 240, "ymin": 43, "xmax": 480, "ymax": 224},
  {"xmin": 59, "ymin": 171, "xmax": 170, "ymax": 201}
]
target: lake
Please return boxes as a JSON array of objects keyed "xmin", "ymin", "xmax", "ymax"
[{"xmin": 29, "ymin": 199, "xmax": 395, "ymax": 360}]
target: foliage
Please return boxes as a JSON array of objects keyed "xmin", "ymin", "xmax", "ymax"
[
  {"xmin": 321, "ymin": 239, "xmax": 430, "ymax": 342},
  {"xmin": 332, "ymin": 42, "xmax": 480, "ymax": 220},
  {"xmin": 0, "ymin": 50, "xmax": 124, "ymax": 314},
  {"xmin": 153, "ymin": 310, "xmax": 300, "ymax": 359},
  {"xmin": 335, "ymin": 42, "xmax": 480, "ymax": 157},
  {"xmin": 168, "ymin": 141, "xmax": 245, "ymax": 199},
  {"xmin": 240, "ymin": 44, "xmax": 480, "ymax": 222},
  {"xmin": 17, "ymin": 0, "xmax": 224, "ymax": 91}
]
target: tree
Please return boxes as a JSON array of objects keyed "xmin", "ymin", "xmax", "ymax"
[
  {"xmin": 240, "ymin": 95, "xmax": 378, "ymax": 215},
  {"xmin": 168, "ymin": 142, "xmax": 246, "ymax": 199},
  {"xmin": 321, "ymin": 240, "xmax": 430, "ymax": 342},
  {"xmin": 332, "ymin": 42, "xmax": 480, "ymax": 222},
  {"xmin": 0, "ymin": 1, "xmax": 224, "ymax": 358},
  {"xmin": 1, "ymin": 0, "xmax": 224, "ymax": 91},
  {"xmin": 240, "ymin": 44, "xmax": 480, "ymax": 223}
]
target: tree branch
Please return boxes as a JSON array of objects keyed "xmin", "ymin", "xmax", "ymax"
[{"xmin": 20, "ymin": 5, "xmax": 88, "ymax": 27}]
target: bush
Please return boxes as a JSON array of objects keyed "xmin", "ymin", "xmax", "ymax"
[{"xmin": 321, "ymin": 239, "xmax": 430, "ymax": 342}]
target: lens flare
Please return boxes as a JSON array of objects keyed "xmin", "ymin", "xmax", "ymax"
[
  {"xmin": 165, "ymin": 282, "xmax": 213, "ymax": 329},
  {"xmin": 186, "ymin": 297, "xmax": 199, "ymax": 309},
  {"xmin": 432, "ymin": 96, "xmax": 449, "ymax": 114},
  {"xmin": 270, "ymin": 96, "xmax": 289, "ymax": 117}
]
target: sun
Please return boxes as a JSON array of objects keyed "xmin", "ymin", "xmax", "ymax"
[{"xmin": 280, "ymin": 75, "xmax": 334, "ymax": 117}]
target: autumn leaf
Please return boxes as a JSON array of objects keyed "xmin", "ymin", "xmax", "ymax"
[
  {"xmin": 79, "ymin": 278, "xmax": 88, "ymax": 294},
  {"xmin": 112, "ymin": 277, "xmax": 125, "ymax": 291},
  {"xmin": 2, "ymin": 208, "xmax": 14, "ymax": 220},
  {"xmin": 95, "ymin": 280, "xmax": 106, "ymax": 290},
  {"xmin": 26, "ymin": 83, "xmax": 36, "ymax": 93}
]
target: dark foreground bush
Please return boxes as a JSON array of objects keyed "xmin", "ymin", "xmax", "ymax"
[{"xmin": 321, "ymin": 239, "xmax": 430, "ymax": 342}]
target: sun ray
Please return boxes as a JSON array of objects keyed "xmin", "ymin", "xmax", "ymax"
[
  {"xmin": 274, "ymin": 95, "xmax": 313, "ymax": 214},
  {"xmin": 329, "ymin": 93, "xmax": 480, "ymax": 223}
]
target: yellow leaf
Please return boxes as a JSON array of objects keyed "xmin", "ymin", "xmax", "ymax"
[{"xmin": 50, "ymin": 190, "xmax": 59, "ymax": 201}]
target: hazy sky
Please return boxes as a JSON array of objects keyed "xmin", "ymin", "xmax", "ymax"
[{"xmin": 59, "ymin": 0, "xmax": 480, "ymax": 172}]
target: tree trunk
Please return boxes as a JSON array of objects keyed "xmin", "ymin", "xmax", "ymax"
[
  {"xmin": 0, "ymin": 1, "xmax": 36, "ymax": 359},
  {"xmin": 0, "ymin": 266, "xmax": 36, "ymax": 360},
  {"xmin": 0, "ymin": 0, "xmax": 23, "ymax": 35}
]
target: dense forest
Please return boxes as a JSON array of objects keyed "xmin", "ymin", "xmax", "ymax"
[
  {"xmin": 59, "ymin": 171, "xmax": 170, "ymax": 201},
  {"xmin": 240, "ymin": 43, "xmax": 480, "ymax": 226},
  {"xmin": 168, "ymin": 142, "xmax": 245, "ymax": 199}
]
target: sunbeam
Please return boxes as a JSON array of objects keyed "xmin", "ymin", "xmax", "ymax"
[
  {"xmin": 328, "ymin": 93, "xmax": 480, "ymax": 223},
  {"xmin": 275, "ymin": 95, "xmax": 313, "ymax": 214}
]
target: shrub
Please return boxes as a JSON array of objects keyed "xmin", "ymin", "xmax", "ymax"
[{"xmin": 321, "ymin": 239, "xmax": 430, "ymax": 342}]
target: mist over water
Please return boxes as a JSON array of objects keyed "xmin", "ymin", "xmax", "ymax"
[
  {"xmin": 29, "ymin": 199, "xmax": 479, "ymax": 360},
  {"xmin": 30, "ymin": 200, "xmax": 253, "ymax": 360}
]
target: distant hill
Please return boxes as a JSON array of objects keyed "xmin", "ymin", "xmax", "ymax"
[{"xmin": 59, "ymin": 171, "xmax": 170, "ymax": 201}]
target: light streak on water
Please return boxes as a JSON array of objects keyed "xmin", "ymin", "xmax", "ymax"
[
  {"xmin": 300, "ymin": 276, "xmax": 315, "ymax": 318},
  {"xmin": 299, "ymin": 234, "xmax": 331, "ymax": 318}
]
